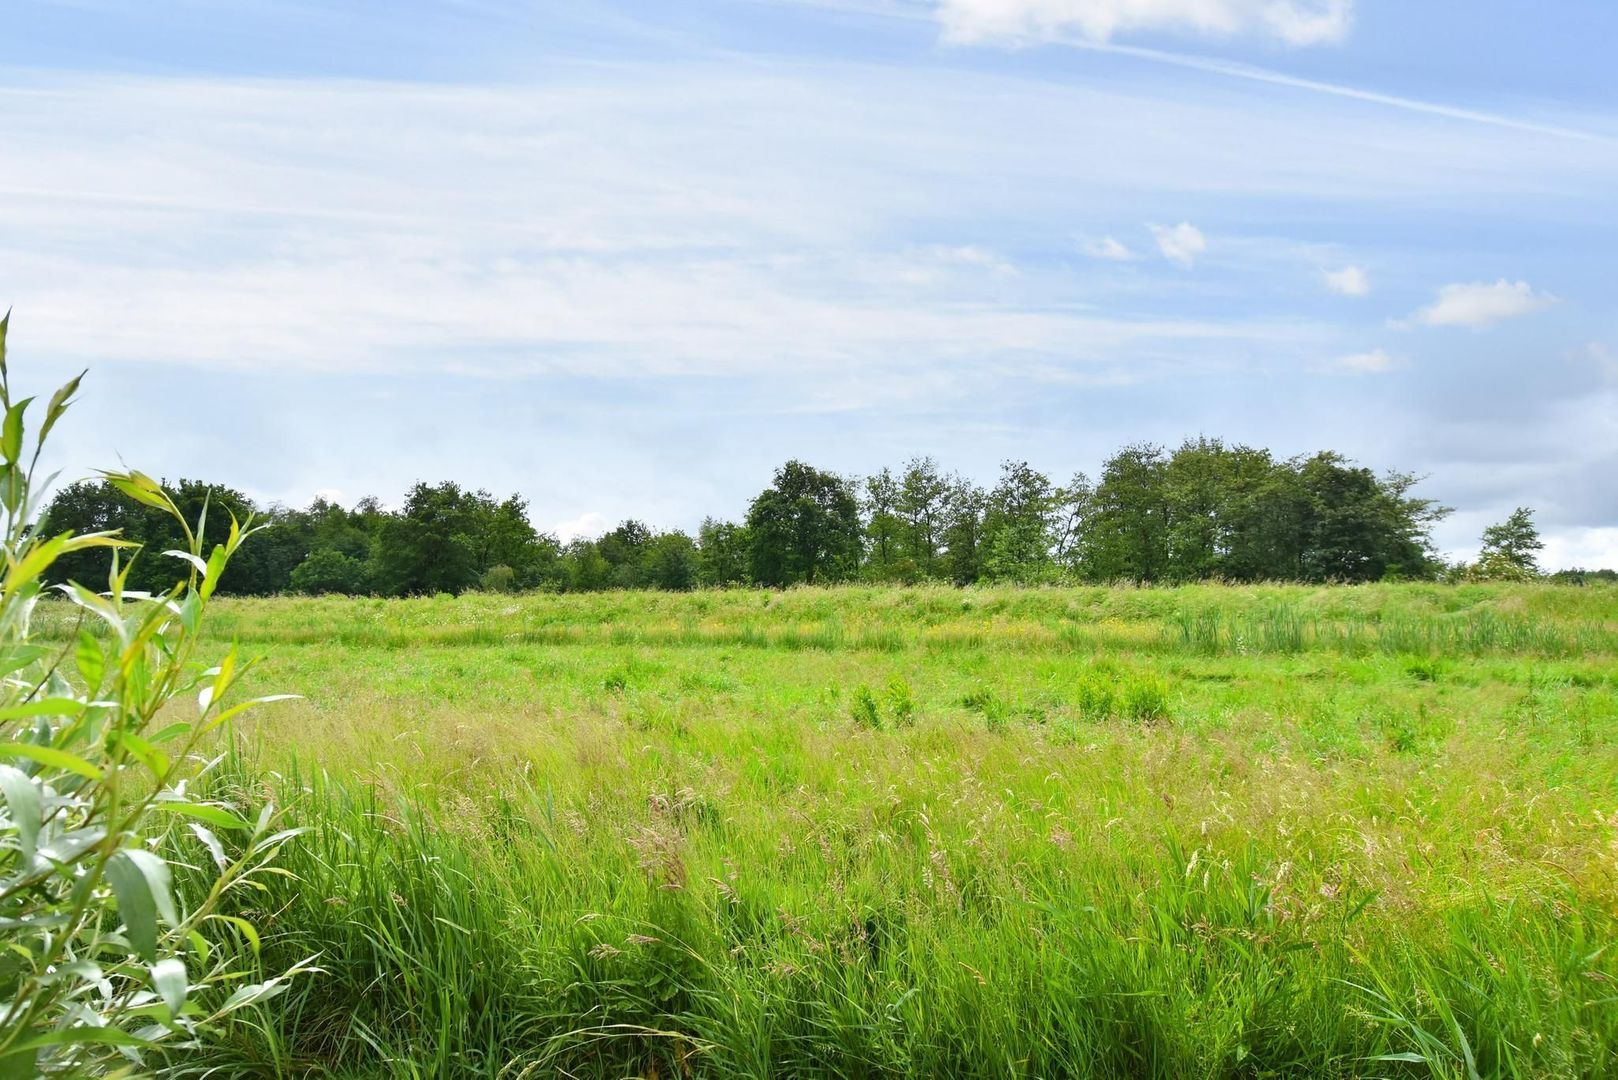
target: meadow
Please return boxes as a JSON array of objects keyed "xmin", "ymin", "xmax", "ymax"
[{"xmin": 88, "ymin": 582, "xmax": 1618, "ymax": 1077}]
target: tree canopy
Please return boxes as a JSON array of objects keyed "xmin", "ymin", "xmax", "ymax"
[{"xmin": 33, "ymin": 438, "xmax": 1490, "ymax": 596}]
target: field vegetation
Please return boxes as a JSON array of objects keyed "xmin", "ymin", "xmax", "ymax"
[
  {"xmin": 38, "ymin": 581, "xmax": 1611, "ymax": 1077},
  {"xmin": 2, "ymin": 323, "xmax": 1614, "ymax": 1076}
]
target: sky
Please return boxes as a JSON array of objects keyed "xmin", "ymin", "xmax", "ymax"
[{"xmin": 2, "ymin": 1, "xmax": 1615, "ymax": 567}]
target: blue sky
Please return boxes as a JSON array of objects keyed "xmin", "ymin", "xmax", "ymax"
[{"xmin": 3, "ymin": 1, "xmax": 1615, "ymax": 566}]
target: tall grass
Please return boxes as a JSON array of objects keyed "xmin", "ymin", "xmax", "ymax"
[
  {"xmin": 193, "ymin": 764, "xmax": 1618, "ymax": 1078},
  {"xmin": 144, "ymin": 580, "xmax": 1618, "ymax": 1076}
]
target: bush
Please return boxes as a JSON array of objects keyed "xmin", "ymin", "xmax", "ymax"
[
  {"xmin": 850, "ymin": 683, "xmax": 882, "ymax": 729},
  {"xmin": 0, "ymin": 314, "xmax": 308, "ymax": 1073},
  {"xmin": 480, "ymin": 563, "xmax": 518, "ymax": 593},
  {"xmin": 1121, "ymin": 673, "xmax": 1170, "ymax": 722},
  {"xmin": 884, "ymin": 674, "xmax": 915, "ymax": 726},
  {"xmin": 290, "ymin": 547, "xmax": 369, "ymax": 594},
  {"xmin": 1073, "ymin": 674, "xmax": 1117, "ymax": 721}
]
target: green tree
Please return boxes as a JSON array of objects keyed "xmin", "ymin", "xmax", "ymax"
[
  {"xmin": 1051, "ymin": 473, "xmax": 1094, "ymax": 571},
  {"xmin": 896, "ymin": 456, "xmax": 949, "ymax": 578},
  {"xmin": 981, "ymin": 460, "xmax": 1054, "ymax": 581},
  {"xmin": 598, "ymin": 520, "xmax": 653, "ymax": 588},
  {"xmin": 1476, "ymin": 506, "xmax": 1544, "ymax": 578},
  {"xmin": 373, "ymin": 482, "xmax": 481, "ymax": 595},
  {"xmin": 746, "ymin": 460, "xmax": 862, "ymax": 586},
  {"xmin": 940, "ymin": 476, "xmax": 987, "ymax": 585},
  {"xmin": 862, "ymin": 468, "xmax": 907, "ymax": 581},
  {"xmin": 1157, "ymin": 439, "xmax": 1286, "ymax": 582},
  {"xmin": 562, "ymin": 539, "xmax": 613, "ymax": 591},
  {"xmin": 696, "ymin": 517, "xmax": 750, "ymax": 586},
  {"xmin": 1080, "ymin": 444, "xmax": 1170, "ymax": 582},
  {"xmin": 646, "ymin": 530, "xmax": 698, "ymax": 590},
  {"xmin": 1295, "ymin": 454, "xmax": 1446, "ymax": 582},
  {"xmin": 290, "ymin": 548, "xmax": 370, "ymax": 594}
]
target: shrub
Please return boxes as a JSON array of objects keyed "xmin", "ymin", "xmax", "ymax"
[
  {"xmin": 0, "ymin": 314, "xmax": 308, "ymax": 1073},
  {"xmin": 290, "ymin": 547, "xmax": 369, "ymax": 594},
  {"xmin": 960, "ymin": 684, "xmax": 1008, "ymax": 730},
  {"xmin": 1121, "ymin": 673, "xmax": 1170, "ymax": 723},
  {"xmin": 480, "ymin": 563, "xmax": 518, "ymax": 593},
  {"xmin": 1073, "ymin": 674, "xmax": 1116, "ymax": 721},
  {"xmin": 884, "ymin": 674, "xmax": 915, "ymax": 726},
  {"xmin": 850, "ymin": 683, "xmax": 882, "ymax": 729}
]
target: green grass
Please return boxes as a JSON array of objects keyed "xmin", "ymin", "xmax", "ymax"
[{"xmin": 88, "ymin": 582, "xmax": 1618, "ymax": 1077}]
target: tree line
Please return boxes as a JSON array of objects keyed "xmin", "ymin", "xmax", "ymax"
[{"xmin": 35, "ymin": 437, "xmax": 1587, "ymax": 596}]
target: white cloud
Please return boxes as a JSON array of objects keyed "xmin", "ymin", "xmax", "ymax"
[
  {"xmin": 1322, "ymin": 265, "xmax": 1369, "ymax": 297},
  {"xmin": 1410, "ymin": 279, "xmax": 1558, "ymax": 329},
  {"xmin": 931, "ymin": 244, "xmax": 1019, "ymax": 275},
  {"xmin": 1083, "ymin": 236, "xmax": 1136, "ymax": 261},
  {"xmin": 312, "ymin": 487, "xmax": 345, "ymax": 504},
  {"xmin": 554, "ymin": 511, "xmax": 609, "ymax": 543},
  {"xmin": 1539, "ymin": 526, "xmax": 1618, "ymax": 572},
  {"xmin": 1150, "ymin": 222, "xmax": 1205, "ymax": 268},
  {"xmin": 936, "ymin": 0, "xmax": 1354, "ymax": 47},
  {"xmin": 2, "ymin": 74, "xmax": 1373, "ymax": 383},
  {"xmin": 1332, "ymin": 348, "xmax": 1393, "ymax": 373}
]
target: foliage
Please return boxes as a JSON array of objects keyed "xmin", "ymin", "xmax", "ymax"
[
  {"xmin": 1477, "ymin": 506, "xmax": 1544, "ymax": 578},
  {"xmin": 745, "ymin": 460, "xmax": 861, "ymax": 586},
  {"xmin": 981, "ymin": 460, "xmax": 1055, "ymax": 582},
  {"xmin": 0, "ymin": 315, "xmax": 306, "ymax": 1074},
  {"xmin": 290, "ymin": 548, "xmax": 369, "ymax": 595},
  {"xmin": 40, "ymin": 443, "xmax": 1460, "ymax": 594},
  {"xmin": 53, "ymin": 578, "xmax": 1617, "ymax": 1075}
]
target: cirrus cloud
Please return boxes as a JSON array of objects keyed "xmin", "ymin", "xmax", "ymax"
[{"xmin": 936, "ymin": 0, "xmax": 1355, "ymax": 47}]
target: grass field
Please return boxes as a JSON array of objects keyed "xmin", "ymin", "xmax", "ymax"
[{"xmin": 86, "ymin": 583, "xmax": 1618, "ymax": 1077}]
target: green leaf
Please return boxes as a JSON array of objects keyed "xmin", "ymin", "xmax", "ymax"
[
  {"xmin": 201, "ymin": 693, "xmax": 301, "ymax": 734},
  {"xmin": 111, "ymin": 731, "xmax": 168, "ymax": 776},
  {"xmin": 106, "ymin": 848, "xmax": 177, "ymax": 963},
  {"xmin": 0, "ymin": 741, "xmax": 101, "ymax": 780},
  {"xmin": 75, "ymin": 629, "xmax": 105, "ymax": 691},
  {"xmin": 190, "ymin": 823, "xmax": 228, "ymax": 871},
  {"xmin": 210, "ymin": 913, "xmax": 261, "ymax": 956},
  {"xmin": 218, "ymin": 978, "xmax": 289, "ymax": 1014},
  {"xmin": 0, "ymin": 644, "xmax": 46, "ymax": 681},
  {"xmin": 3, "ymin": 1024, "xmax": 149, "ymax": 1053},
  {"xmin": 0, "ymin": 697, "xmax": 85, "ymax": 721},
  {"xmin": 37, "ymin": 370, "xmax": 84, "ymax": 445},
  {"xmin": 151, "ymin": 957, "xmax": 187, "ymax": 1018},
  {"xmin": 148, "ymin": 721, "xmax": 191, "ymax": 744},
  {"xmin": 0, "ymin": 464, "xmax": 18, "ymax": 516},
  {"xmin": 0, "ymin": 397, "xmax": 30, "ymax": 466},
  {"xmin": 153, "ymin": 801, "xmax": 253, "ymax": 831},
  {"xmin": 0, "ymin": 764, "xmax": 41, "ymax": 862},
  {"xmin": 6, "ymin": 531, "xmax": 132, "ymax": 596},
  {"xmin": 162, "ymin": 549, "xmax": 208, "ymax": 578},
  {"xmin": 99, "ymin": 469, "xmax": 171, "ymax": 511},
  {"xmin": 199, "ymin": 543, "xmax": 229, "ymax": 600}
]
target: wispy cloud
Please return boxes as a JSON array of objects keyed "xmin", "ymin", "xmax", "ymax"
[
  {"xmin": 1332, "ymin": 348, "xmax": 1393, "ymax": 373},
  {"xmin": 1323, "ymin": 265, "xmax": 1369, "ymax": 296},
  {"xmin": 1082, "ymin": 236, "xmax": 1136, "ymax": 261},
  {"xmin": 1150, "ymin": 222, "xmax": 1205, "ymax": 268},
  {"xmin": 1409, "ymin": 280, "xmax": 1558, "ymax": 329},
  {"xmin": 936, "ymin": 0, "xmax": 1353, "ymax": 46}
]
